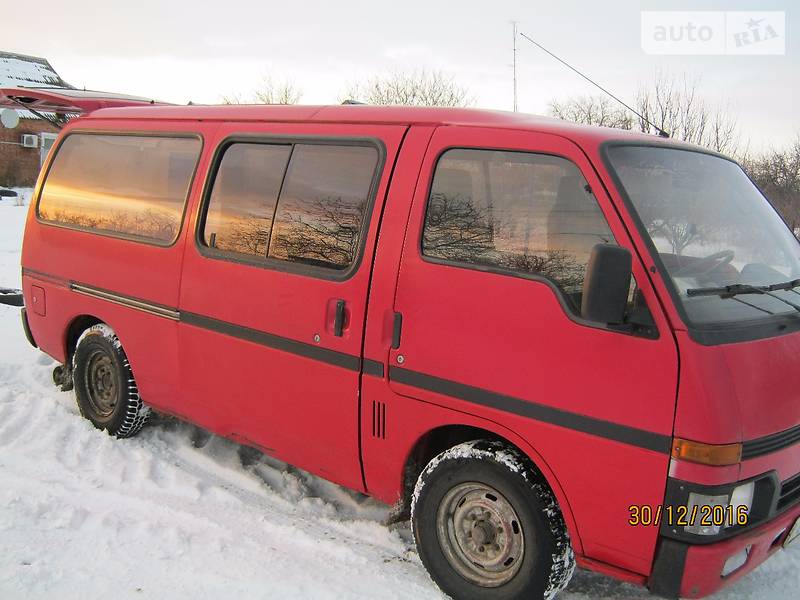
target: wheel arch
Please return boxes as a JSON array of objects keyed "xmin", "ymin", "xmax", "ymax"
[
  {"xmin": 399, "ymin": 420, "xmax": 583, "ymax": 555},
  {"xmin": 64, "ymin": 314, "xmax": 104, "ymax": 364}
]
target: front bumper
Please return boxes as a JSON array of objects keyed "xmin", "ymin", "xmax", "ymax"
[{"xmin": 648, "ymin": 502, "xmax": 800, "ymax": 598}]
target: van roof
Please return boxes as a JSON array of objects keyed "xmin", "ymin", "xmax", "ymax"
[
  {"xmin": 86, "ymin": 104, "xmax": 672, "ymax": 146},
  {"xmin": 0, "ymin": 86, "xmax": 692, "ymax": 148}
]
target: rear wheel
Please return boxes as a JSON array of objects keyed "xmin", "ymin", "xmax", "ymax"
[
  {"xmin": 411, "ymin": 440, "xmax": 574, "ymax": 600},
  {"xmin": 72, "ymin": 324, "xmax": 150, "ymax": 438}
]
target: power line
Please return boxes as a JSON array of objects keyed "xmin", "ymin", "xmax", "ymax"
[{"xmin": 517, "ymin": 30, "xmax": 669, "ymax": 138}]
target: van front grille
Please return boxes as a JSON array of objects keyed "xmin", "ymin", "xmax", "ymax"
[{"xmin": 778, "ymin": 473, "xmax": 800, "ymax": 512}]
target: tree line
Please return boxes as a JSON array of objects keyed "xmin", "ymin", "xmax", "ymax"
[
  {"xmin": 222, "ymin": 70, "xmax": 798, "ymax": 234},
  {"xmin": 548, "ymin": 73, "xmax": 798, "ymax": 233}
]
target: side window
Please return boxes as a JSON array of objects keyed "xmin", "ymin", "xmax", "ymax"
[
  {"xmin": 203, "ymin": 143, "xmax": 291, "ymax": 257},
  {"xmin": 267, "ymin": 144, "xmax": 379, "ymax": 270},
  {"xmin": 38, "ymin": 134, "xmax": 201, "ymax": 244},
  {"xmin": 422, "ymin": 148, "xmax": 615, "ymax": 305}
]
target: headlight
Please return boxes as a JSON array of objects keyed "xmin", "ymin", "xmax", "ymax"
[
  {"xmin": 727, "ymin": 481, "xmax": 755, "ymax": 527},
  {"xmin": 683, "ymin": 481, "xmax": 754, "ymax": 536},
  {"xmin": 685, "ymin": 492, "xmax": 729, "ymax": 535}
]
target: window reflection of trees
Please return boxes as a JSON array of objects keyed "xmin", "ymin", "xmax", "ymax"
[
  {"xmin": 202, "ymin": 143, "xmax": 376, "ymax": 270},
  {"xmin": 219, "ymin": 216, "xmax": 272, "ymax": 256},
  {"xmin": 44, "ymin": 206, "xmax": 180, "ymax": 242},
  {"xmin": 269, "ymin": 196, "xmax": 366, "ymax": 269},
  {"xmin": 267, "ymin": 144, "xmax": 378, "ymax": 271},
  {"xmin": 613, "ymin": 150, "xmax": 794, "ymax": 278},
  {"xmin": 203, "ymin": 143, "xmax": 290, "ymax": 258},
  {"xmin": 422, "ymin": 149, "xmax": 613, "ymax": 296},
  {"xmin": 39, "ymin": 135, "xmax": 200, "ymax": 243}
]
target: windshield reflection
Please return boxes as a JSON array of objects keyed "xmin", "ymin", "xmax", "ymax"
[{"xmin": 607, "ymin": 145, "xmax": 800, "ymax": 324}]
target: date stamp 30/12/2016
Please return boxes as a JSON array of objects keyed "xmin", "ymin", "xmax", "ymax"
[{"xmin": 628, "ymin": 504, "xmax": 749, "ymax": 527}]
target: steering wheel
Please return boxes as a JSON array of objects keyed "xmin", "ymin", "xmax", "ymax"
[{"xmin": 673, "ymin": 250, "xmax": 735, "ymax": 277}]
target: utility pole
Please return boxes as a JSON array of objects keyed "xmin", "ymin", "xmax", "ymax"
[{"xmin": 512, "ymin": 21, "xmax": 518, "ymax": 112}]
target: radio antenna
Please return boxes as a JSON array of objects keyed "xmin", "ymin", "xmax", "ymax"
[
  {"xmin": 517, "ymin": 30, "xmax": 669, "ymax": 138},
  {"xmin": 512, "ymin": 21, "xmax": 518, "ymax": 112}
]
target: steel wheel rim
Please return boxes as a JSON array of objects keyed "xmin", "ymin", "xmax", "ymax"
[
  {"xmin": 85, "ymin": 349, "xmax": 118, "ymax": 417},
  {"xmin": 436, "ymin": 481, "xmax": 526, "ymax": 587}
]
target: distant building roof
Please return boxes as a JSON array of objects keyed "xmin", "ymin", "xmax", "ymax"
[
  {"xmin": 0, "ymin": 51, "xmax": 72, "ymax": 120},
  {"xmin": 0, "ymin": 51, "xmax": 72, "ymax": 89}
]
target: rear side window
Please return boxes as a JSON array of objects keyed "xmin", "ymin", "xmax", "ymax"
[
  {"xmin": 201, "ymin": 141, "xmax": 379, "ymax": 273},
  {"xmin": 203, "ymin": 143, "xmax": 291, "ymax": 256},
  {"xmin": 38, "ymin": 134, "xmax": 201, "ymax": 244},
  {"xmin": 422, "ymin": 148, "xmax": 614, "ymax": 297},
  {"xmin": 268, "ymin": 144, "xmax": 378, "ymax": 270}
]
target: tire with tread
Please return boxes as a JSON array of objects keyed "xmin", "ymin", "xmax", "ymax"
[
  {"xmin": 72, "ymin": 323, "xmax": 150, "ymax": 438},
  {"xmin": 411, "ymin": 439, "xmax": 575, "ymax": 600}
]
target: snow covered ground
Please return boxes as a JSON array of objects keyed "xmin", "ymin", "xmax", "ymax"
[{"xmin": 0, "ymin": 195, "xmax": 797, "ymax": 599}]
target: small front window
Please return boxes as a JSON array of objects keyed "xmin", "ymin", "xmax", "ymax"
[{"xmin": 422, "ymin": 148, "xmax": 615, "ymax": 309}]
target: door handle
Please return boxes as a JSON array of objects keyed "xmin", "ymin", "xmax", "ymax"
[
  {"xmin": 333, "ymin": 299, "xmax": 346, "ymax": 337},
  {"xmin": 391, "ymin": 312, "xmax": 402, "ymax": 349}
]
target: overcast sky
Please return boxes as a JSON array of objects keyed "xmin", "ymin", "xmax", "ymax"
[{"xmin": 3, "ymin": 0, "xmax": 797, "ymax": 151}]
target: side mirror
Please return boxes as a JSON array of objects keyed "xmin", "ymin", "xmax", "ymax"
[{"xmin": 581, "ymin": 244, "xmax": 632, "ymax": 324}]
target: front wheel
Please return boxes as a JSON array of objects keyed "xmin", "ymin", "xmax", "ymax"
[
  {"xmin": 72, "ymin": 323, "xmax": 150, "ymax": 438},
  {"xmin": 411, "ymin": 440, "xmax": 575, "ymax": 600}
]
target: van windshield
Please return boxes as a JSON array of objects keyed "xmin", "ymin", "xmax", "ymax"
[{"xmin": 607, "ymin": 145, "xmax": 800, "ymax": 325}]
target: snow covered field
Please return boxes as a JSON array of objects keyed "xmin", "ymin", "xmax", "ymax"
[{"xmin": 0, "ymin": 196, "xmax": 797, "ymax": 599}]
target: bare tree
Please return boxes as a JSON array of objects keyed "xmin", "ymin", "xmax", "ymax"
[
  {"xmin": 548, "ymin": 96, "xmax": 633, "ymax": 130},
  {"xmin": 342, "ymin": 70, "xmax": 472, "ymax": 107},
  {"xmin": 743, "ymin": 138, "xmax": 800, "ymax": 234},
  {"xmin": 43, "ymin": 207, "xmax": 178, "ymax": 242},
  {"xmin": 270, "ymin": 196, "xmax": 365, "ymax": 269},
  {"xmin": 222, "ymin": 75, "xmax": 302, "ymax": 105},
  {"xmin": 422, "ymin": 191, "xmax": 585, "ymax": 291},
  {"xmin": 636, "ymin": 73, "xmax": 738, "ymax": 154},
  {"xmin": 548, "ymin": 72, "xmax": 739, "ymax": 154}
]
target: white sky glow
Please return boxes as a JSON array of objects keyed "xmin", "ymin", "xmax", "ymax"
[{"xmin": 3, "ymin": 0, "xmax": 797, "ymax": 150}]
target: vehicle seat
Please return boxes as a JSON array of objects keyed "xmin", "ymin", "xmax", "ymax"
[{"xmin": 547, "ymin": 175, "xmax": 613, "ymax": 258}]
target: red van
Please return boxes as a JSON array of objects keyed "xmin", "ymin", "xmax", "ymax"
[{"xmin": 2, "ymin": 87, "xmax": 798, "ymax": 600}]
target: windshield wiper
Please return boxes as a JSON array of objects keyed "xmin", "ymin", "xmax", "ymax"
[{"xmin": 686, "ymin": 279, "xmax": 800, "ymax": 312}]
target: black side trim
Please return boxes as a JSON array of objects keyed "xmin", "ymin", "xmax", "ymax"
[
  {"xmin": 70, "ymin": 283, "xmax": 180, "ymax": 320},
  {"xmin": 21, "ymin": 267, "xmax": 68, "ymax": 287},
  {"xmin": 181, "ymin": 311, "xmax": 361, "ymax": 372},
  {"xmin": 648, "ymin": 538, "xmax": 687, "ymax": 599},
  {"xmin": 743, "ymin": 424, "xmax": 800, "ymax": 459},
  {"xmin": 362, "ymin": 359, "xmax": 385, "ymax": 378},
  {"xmin": 21, "ymin": 308, "xmax": 37, "ymax": 348},
  {"xmin": 389, "ymin": 366, "xmax": 672, "ymax": 453}
]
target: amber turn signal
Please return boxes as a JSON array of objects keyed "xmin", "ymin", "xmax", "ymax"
[{"xmin": 671, "ymin": 438, "xmax": 742, "ymax": 466}]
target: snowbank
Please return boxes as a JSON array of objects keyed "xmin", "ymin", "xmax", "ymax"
[
  {"xmin": 0, "ymin": 203, "xmax": 796, "ymax": 599},
  {"xmin": 0, "ymin": 187, "xmax": 34, "ymax": 207}
]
